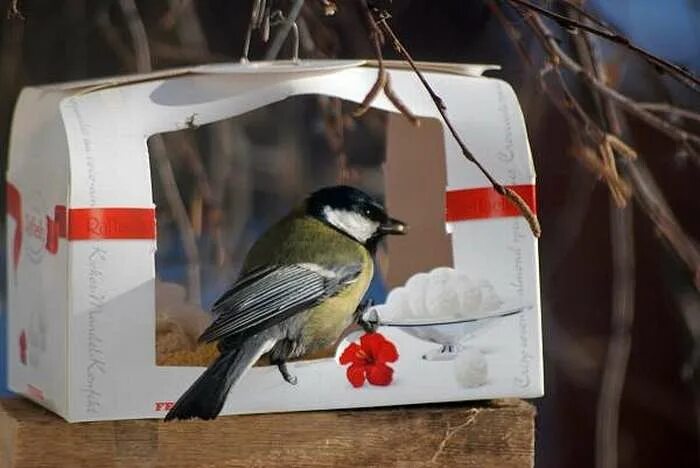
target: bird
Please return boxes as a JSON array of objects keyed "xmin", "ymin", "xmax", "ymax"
[{"xmin": 165, "ymin": 185, "xmax": 407, "ymax": 421}]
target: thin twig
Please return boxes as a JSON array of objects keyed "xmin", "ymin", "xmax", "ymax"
[
  {"xmin": 579, "ymin": 144, "xmax": 630, "ymax": 205},
  {"xmin": 503, "ymin": 1, "xmax": 700, "ymax": 284},
  {"xmin": 383, "ymin": 73, "xmax": 419, "ymax": 125},
  {"xmin": 600, "ymin": 142, "xmax": 626, "ymax": 207},
  {"xmin": 320, "ymin": 96, "xmax": 345, "ymax": 153},
  {"xmin": 606, "ymin": 134, "xmax": 637, "ymax": 160},
  {"xmin": 353, "ymin": 26, "xmax": 387, "ymax": 117},
  {"xmin": 555, "ymin": 68, "xmax": 631, "ymax": 205},
  {"xmin": 598, "ymin": 196, "xmax": 635, "ymax": 468},
  {"xmin": 490, "ymin": 1, "xmax": 700, "ymax": 285},
  {"xmin": 488, "ymin": 0, "xmax": 632, "ymax": 205},
  {"xmin": 149, "ymin": 137, "xmax": 203, "ymax": 305},
  {"xmin": 171, "ymin": 133, "xmax": 217, "ymax": 205},
  {"xmin": 353, "ymin": 3, "xmax": 418, "ymax": 125},
  {"xmin": 96, "ymin": 6, "xmax": 135, "ymax": 70},
  {"xmin": 373, "ymin": 10, "xmax": 541, "ymax": 236},
  {"xmin": 638, "ymin": 102, "xmax": 700, "ymax": 126},
  {"xmin": 354, "ymin": 0, "xmax": 385, "ymax": 114},
  {"xmin": 506, "ymin": 0, "xmax": 700, "ymax": 91},
  {"xmin": 530, "ymin": 0, "xmax": 700, "ymax": 279},
  {"xmin": 118, "ymin": 0, "xmax": 151, "ymax": 72},
  {"xmin": 7, "ymin": 0, "xmax": 23, "ymax": 19},
  {"xmin": 628, "ymin": 162, "xmax": 700, "ymax": 290},
  {"xmin": 525, "ymin": 12, "xmax": 700, "ymax": 165},
  {"xmin": 557, "ymin": 0, "xmax": 610, "ymax": 29}
]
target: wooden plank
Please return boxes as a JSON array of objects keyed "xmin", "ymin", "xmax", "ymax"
[{"xmin": 0, "ymin": 398, "xmax": 534, "ymax": 467}]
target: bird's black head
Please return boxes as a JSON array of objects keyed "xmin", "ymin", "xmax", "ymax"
[{"xmin": 306, "ymin": 185, "xmax": 407, "ymax": 246}]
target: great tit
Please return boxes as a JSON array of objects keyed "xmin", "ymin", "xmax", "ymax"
[{"xmin": 165, "ymin": 185, "xmax": 407, "ymax": 421}]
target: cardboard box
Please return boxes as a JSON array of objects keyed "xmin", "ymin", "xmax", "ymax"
[{"xmin": 6, "ymin": 60, "xmax": 543, "ymax": 422}]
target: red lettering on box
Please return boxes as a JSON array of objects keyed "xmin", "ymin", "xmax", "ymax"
[
  {"xmin": 6, "ymin": 183, "xmax": 156, "ymax": 272},
  {"xmin": 154, "ymin": 401, "xmax": 175, "ymax": 412}
]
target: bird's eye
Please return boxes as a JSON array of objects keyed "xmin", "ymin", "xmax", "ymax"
[{"xmin": 364, "ymin": 208, "xmax": 372, "ymax": 217}]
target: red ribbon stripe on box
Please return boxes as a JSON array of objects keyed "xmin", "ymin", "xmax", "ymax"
[
  {"xmin": 67, "ymin": 208, "xmax": 156, "ymax": 241},
  {"xmin": 6, "ymin": 182, "xmax": 155, "ymax": 271},
  {"xmin": 445, "ymin": 184, "xmax": 537, "ymax": 222},
  {"xmin": 6, "ymin": 183, "xmax": 23, "ymax": 272}
]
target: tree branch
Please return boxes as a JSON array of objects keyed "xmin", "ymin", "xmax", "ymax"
[
  {"xmin": 118, "ymin": 0, "xmax": 152, "ymax": 72},
  {"xmin": 525, "ymin": 11, "xmax": 700, "ymax": 165},
  {"xmin": 526, "ymin": 10, "xmax": 700, "ymax": 284},
  {"xmin": 6, "ymin": 0, "xmax": 23, "ymax": 19},
  {"xmin": 352, "ymin": 1, "xmax": 419, "ymax": 125},
  {"xmin": 506, "ymin": 0, "xmax": 700, "ymax": 91},
  {"xmin": 638, "ymin": 102, "xmax": 700, "ymax": 126},
  {"xmin": 487, "ymin": 1, "xmax": 632, "ymax": 205},
  {"xmin": 566, "ymin": 14, "xmax": 637, "ymax": 468},
  {"xmin": 489, "ymin": 0, "xmax": 700, "ymax": 288},
  {"xmin": 367, "ymin": 7, "xmax": 541, "ymax": 236}
]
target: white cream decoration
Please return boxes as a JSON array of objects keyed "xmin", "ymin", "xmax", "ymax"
[
  {"xmin": 456, "ymin": 274, "xmax": 482, "ymax": 313},
  {"xmin": 425, "ymin": 267, "xmax": 461, "ymax": 320},
  {"xmin": 405, "ymin": 272, "xmax": 429, "ymax": 318},
  {"xmin": 385, "ymin": 267, "xmax": 504, "ymax": 321},
  {"xmin": 479, "ymin": 280, "xmax": 504, "ymax": 312},
  {"xmin": 454, "ymin": 348, "xmax": 488, "ymax": 388},
  {"xmin": 385, "ymin": 287, "xmax": 408, "ymax": 320}
]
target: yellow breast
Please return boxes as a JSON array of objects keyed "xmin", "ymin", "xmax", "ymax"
[{"xmin": 301, "ymin": 250, "xmax": 373, "ymax": 351}]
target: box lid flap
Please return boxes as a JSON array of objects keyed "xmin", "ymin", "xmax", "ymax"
[{"xmin": 34, "ymin": 59, "xmax": 500, "ymax": 95}]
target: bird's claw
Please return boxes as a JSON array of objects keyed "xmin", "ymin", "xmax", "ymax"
[
  {"xmin": 276, "ymin": 361, "xmax": 298, "ymax": 386},
  {"xmin": 356, "ymin": 299, "xmax": 380, "ymax": 333}
]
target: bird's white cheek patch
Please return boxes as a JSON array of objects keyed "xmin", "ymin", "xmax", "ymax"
[{"xmin": 323, "ymin": 207, "xmax": 379, "ymax": 243}]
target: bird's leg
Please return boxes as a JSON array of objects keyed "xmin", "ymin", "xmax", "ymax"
[
  {"xmin": 355, "ymin": 298, "xmax": 379, "ymax": 333},
  {"xmin": 273, "ymin": 359, "xmax": 298, "ymax": 385}
]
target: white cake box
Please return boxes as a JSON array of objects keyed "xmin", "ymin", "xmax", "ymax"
[{"xmin": 6, "ymin": 60, "xmax": 543, "ymax": 422}]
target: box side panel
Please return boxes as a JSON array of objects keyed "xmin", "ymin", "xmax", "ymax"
[
  {"xmin": 60, "ymin": 91, "xmax": 157, "ymax": 421},
  {"xmin": 6, "ymin": 88, "xmax": 71, "ymax": 418},
  {"xmin": 440, "ymin": 79, "xmax": 543, "ymax": 397}
]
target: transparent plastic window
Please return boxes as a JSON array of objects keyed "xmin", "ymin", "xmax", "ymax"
[{"xmin": 150, "ymin": 96, "xmax": 404, "ymax": 368}]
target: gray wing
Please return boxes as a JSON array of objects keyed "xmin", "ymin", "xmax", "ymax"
[{"xmin": 199, "ymin": 263, "xmax": 362, "ymax": 343}]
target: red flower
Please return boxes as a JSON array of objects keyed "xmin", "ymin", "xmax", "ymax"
[{"xmin": 339, "ymin": 332, "xmax": 399, "ymax": 387}]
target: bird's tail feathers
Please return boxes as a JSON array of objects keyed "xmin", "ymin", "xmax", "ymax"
[{"xmin": 165, "ymin": 337, "xmax": 270, "ymax": 421}]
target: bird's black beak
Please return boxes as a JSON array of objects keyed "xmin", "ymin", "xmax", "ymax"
[{"xmin": 379, "ymin": 217, "xmax": 408, "ymax": 235}]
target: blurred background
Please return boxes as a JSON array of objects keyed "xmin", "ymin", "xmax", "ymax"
[{"xmin": 1, "ymin": 1, "xmax": 699, "ymax": 467}]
